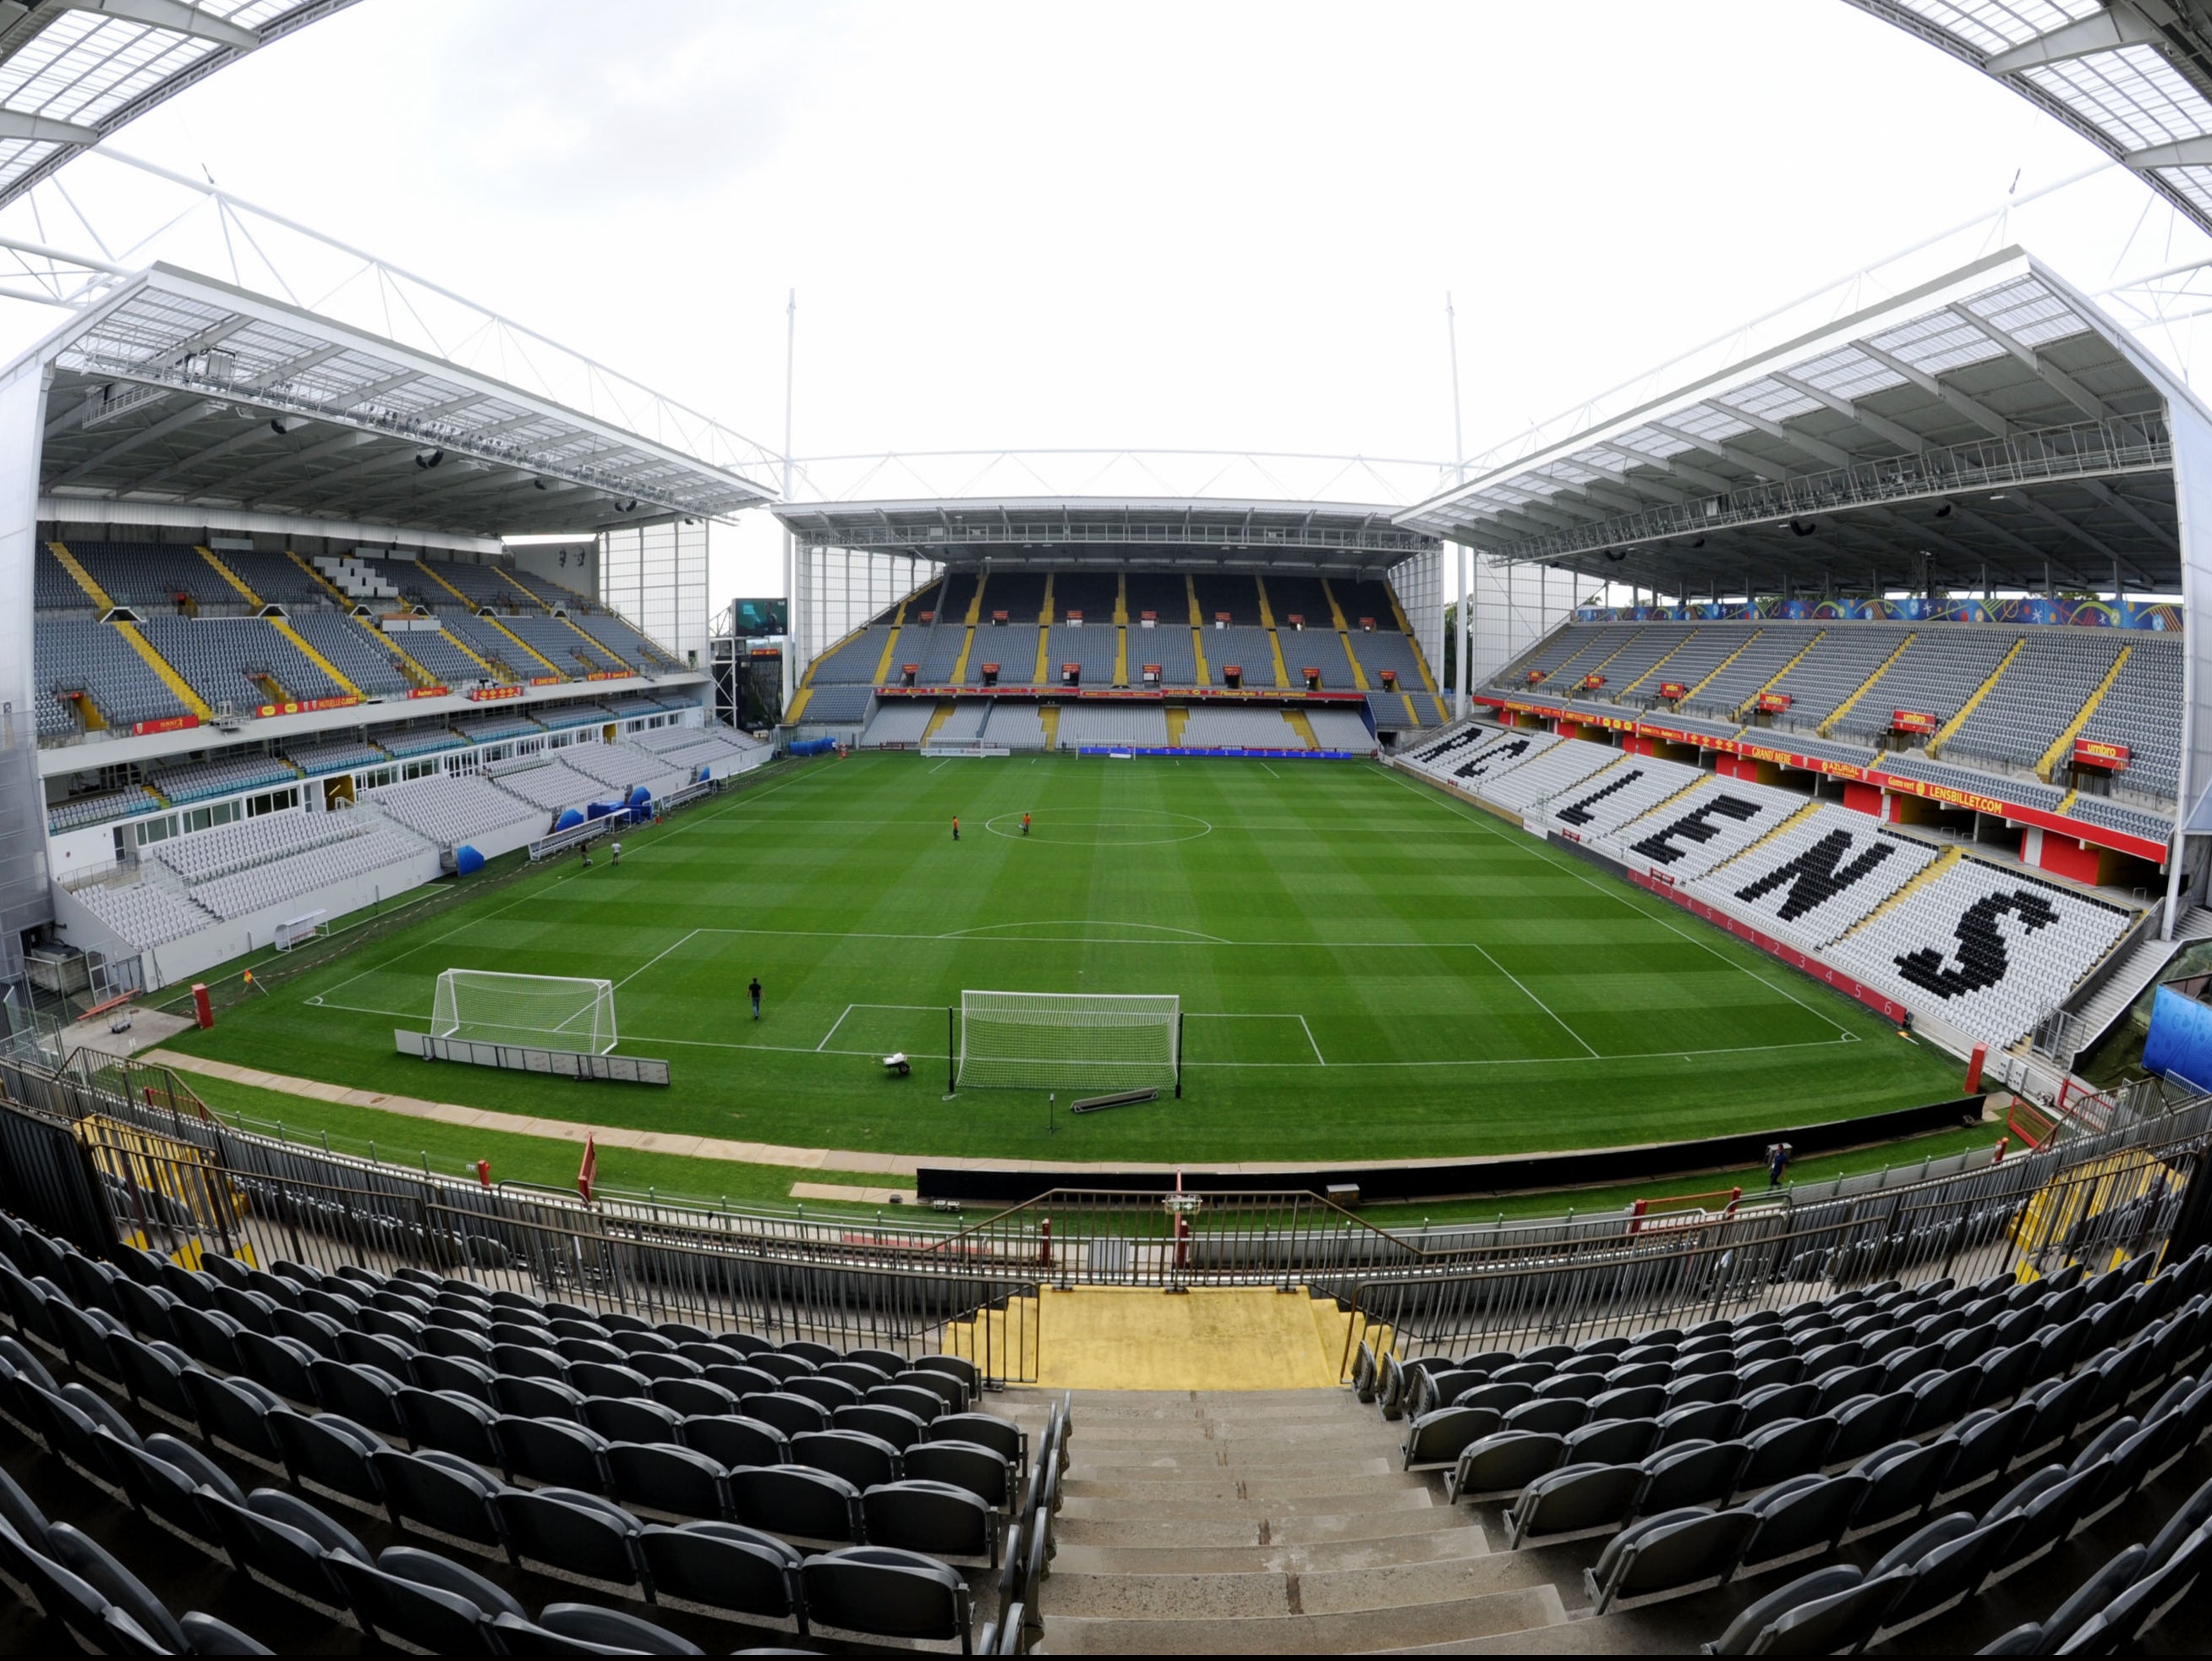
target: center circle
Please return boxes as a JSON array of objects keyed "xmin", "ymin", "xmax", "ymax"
[{"xmin": 983, "ymin": 809, "xmax": 1213, "ymax": 846}]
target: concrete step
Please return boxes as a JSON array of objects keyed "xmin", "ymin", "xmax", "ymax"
[
  {"xmin": 1052, "ymin": 1525, "xmax": 1492, "ymax": 1578},
  {"xmin": 1061, "ymin": 1466, "xmax": 1422, "ymax": 1500},
  {"xmin": 1039, "ymin": 1582, "xmax": 1569, "ymax": 1654},
  {"xmin": 1062, "ymin": 1485, "xmax": 1439, "ymax": 1521},
  {"xmin": 1054, "ymin": 1506, "xmax": 1482, "ymax": 1550},
  {"xmin": 1070, "ymin": 1448, "xmax": 1401, "ymax": 1477},
  {"xmin": 1043, "ymin": 1551, "xmax": 1560, "ymax": 1620}
]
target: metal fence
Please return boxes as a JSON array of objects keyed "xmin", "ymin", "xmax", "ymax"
[{"xmin": 1, "ymin": 1047, "xmax": 2204, "ymax": 1391}]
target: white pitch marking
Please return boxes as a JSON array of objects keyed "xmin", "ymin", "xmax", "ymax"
[
  {"xmin": 616, "ymin": 929, "xmax": 702, "ymax": 989},
  {"xmin": 1467, "ymin": 940, "xmax": 1601, "ymax": 1060}
]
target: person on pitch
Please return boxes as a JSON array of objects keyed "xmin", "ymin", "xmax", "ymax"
[
  {"xmin": 1022, "ymin": 813, "xmax": 1031, "ymax": 836},
  {"xmin": 1766, "ymin": 1141, "xmax": 1793, "ymax": 1189},
  {"xmin": 610, "ymin": 839, "xmax": 621, "ymax": 866},
  {"xmin": 749, "ymin": 976, "xmax": 763, "ymax": 1020},
  {"xmin": 952, "ymin": 816, "xmax": 960, "ymax": 841}
]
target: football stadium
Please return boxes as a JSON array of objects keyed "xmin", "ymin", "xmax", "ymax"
[{"xmin": 10, "ymin": 3, "xmax": 2212, "ymax": 1656}]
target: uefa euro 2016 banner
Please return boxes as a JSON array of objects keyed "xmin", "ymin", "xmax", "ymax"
[{"xmin": 1573, "ymin": 597, "xmax": 2184, "ymax": 631}]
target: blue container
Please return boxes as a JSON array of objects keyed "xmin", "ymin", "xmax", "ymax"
[
  {"xmin": 454, "ymin": 844, "xmax": 485, "ymax": 875},
  {"xmin": 555, "ymin": 808, "xmax": 585, "ymax": 832}
]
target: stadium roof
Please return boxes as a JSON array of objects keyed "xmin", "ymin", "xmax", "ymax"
[
  {"xmin": 0, "ymin": 0, "xmax": 356, "ymax": 210},
  {"xmin": 1850, "ymin": 2, "xmax": 2212, "ymax": 238},
  {"xmin": 25, "ymin": 262, "xmax": 778, "ymax": 537},
  {"xmin": 771, "ymin": 497, "xmax": 1439, "ymax": 575},
  {"xmin": 1397, "ymin": 248, "xmax": 2193, "ymax": 598}
]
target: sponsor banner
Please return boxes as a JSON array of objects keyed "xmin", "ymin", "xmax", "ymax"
[
  {"xmin": 468, "ymin": 685, "xmax": 525, "ymax": 702},
  {"xmin": 253, "ymin": 694, "xmax": 362, "ymax": 719},
  {"xmin": 2073, "ymin": 738, "xmax": 2131, "ymax": 769},
  {"xmin": 1585, "ymin": 712, "xmax": 1635, "ymax": 731},
  {"xmin": 1756, "ymin": 692, "xmax": 1792, "ymax": 712},
  {"xmin": 585, "ymin": 670, "xmax": 632, "ymax": 682},
  {"xmin": 130, "ymin": 714, "xmax": 200, "ymax": 737},
  {"xmin": 1581, "ymin": 673, "xmax": 1606, "ymax": 689},
  {"xmin": 407, "ymin": 686, "xmax": 450, "ymax": 699},
  {"xmin": 1892, "ymin": 710, "xmax": 1939, "ymax": 735},
  {"xmin": 1658, "ymin": 681, "xmax": 1687, "ymax": 699},
  {"xmin": 873, "ymin": 685, "xmax": 1369, "ymax": 704},
  {"xmin": 530, "ymin": 675, "xmax": 565, "ymax": 686},
  {"xmin": 1734, "ymin": 739, "xmax": 1868, "ymax": 780}
]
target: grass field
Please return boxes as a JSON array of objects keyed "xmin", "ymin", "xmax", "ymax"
[{"xmin": 160, "ymin": 751, "xmax": 1966, "ymax": 1166}]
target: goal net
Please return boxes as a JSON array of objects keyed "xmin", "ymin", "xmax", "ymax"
[
  {"xmin": 431, "ymin": 970, "xmax": 618, "ymax": 1055},
  {"xmin": 955, "ymin": 989, "xmax": 1180, "ymax": 1092}
]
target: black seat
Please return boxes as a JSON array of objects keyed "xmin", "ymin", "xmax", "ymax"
[
  {"xmin": 682, "ymin": 1413, "xmax": 788, "ymax": 1469},
  {"xmin": 864, "ymin": 1477, "xmax": 998, "ymax": 1566},
  {"xmin": 583, "ymin": 1394, "xmax": 682, "ymax": 1445},
  {"xmin": 800, "ymin": 1544, "xmax": 972, "ymax": 1647},
  {"xmin": 495, "ymin": 1602, "xmax": 704, "ymax": 1655},
  {"xmin": 494, "ymin": 1485, "xmax": 645, "ymax": 1590},
  {"xmin": 271, "ymin": 1409, "xmax": 386, "ymax": 1510},
  {"xmin": 496, "ymin": 1415, "xmax": 609, "ymax": 1492},
  {"xmin": 792, "ymin": 1428, "xmax": 902, "ymax": 1492},
  {"xmin": 608, "ymin": 1441, "xmax": 729, "ymax": 1521},
  {"xmin": 327, "ymin": 1542, "xmax": 525, "ymax": 1654},
  {"xmin": 728, "ymin": 1462, "xmax": 862, "ymax": 1546},
  {"xmin": 1585, "ymin": 1506, "xmax": 1759, "ymax": 1615},
  {"xmin": 1503, "ymin": 1461, "xmax": 1640, "ymax": 1547},
  {"xmin": 397, "ymin": 1385, "xmax": 505, "ymax": 1466},
  {"xmin": 637, "ymin": 1520, "xmax": 803, "ymax": 1630},
  {"xmin": 371, "ymin": 1446, "xmax": 506, "ymax": 1550}
]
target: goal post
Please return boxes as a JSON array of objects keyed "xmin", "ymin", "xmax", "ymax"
[
  {"xmin": 954, "ymin": 989, "xmax": 1181, "ymax": 1094},
  {"xmin": 431, "ymin": 969, "xmax": 618, "ymax": 1055}
]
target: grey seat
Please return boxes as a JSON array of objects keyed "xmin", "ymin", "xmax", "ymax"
[
  {"xmin": 397, "ymin": 1387, "xmax": 504, "ymax": 1467},
  {"xmin": 179, "ymin": 1612, "xmax": 274, "ymax": 1655},
  {"xmin": 1852, "ymin": 1438, "xmax": 1954, "ymax": 1532},
  {"xmin": 1826, "ymin": 1390, "xmax": 1913, "ymax": 1465},
  {"xmin": 1737, "ymin": 1472, "xmax": 1869, "ymax": 1573},
  {"xmin": 791, "ymin": 1428, "xmax": 902, "ymax": 1492},
  {"xmin": 835, "ymin": 1400, "xmax": 925, "ymax": 1450},
  {"xmin": 906, "ymin": 1438, "xmax": 1013, "ymax": 1509},
  {"xmin": 1563, "ymin": 1417, "xmax": 1659, "ymax": 1467},
  {"xmin": 495, "ymin": 1602, "xmax": 704, "ymax": 1655},
  {"xmin": 496, "ymin": 1415, "xmax": 608, "ymax": 1492},
  {"xmin": 1866, "ymin": 1512, "xmax": 2012, "ymax": 1639},
  {"xmin": 1504, "ymin": 1396, "xmax": 1590, "ymax": 1436},
  {"xmin": 44, "ymin": 1521, "xmax": 189, "ymax": 1653},
  {"xmin": 183, "ymin": 1372, "xmax": 287, "ymax": 1466},
  {"xmin": 1585, "ymin": 1505, "xmax": 1758, "ymax": 1614},
  {"xmin": 327, "ymin": 1543, "xmax": 523, "ymax": 1655},
  {"xmin": 1505, "ymin": 1460, "xmax": 1642, "ymax": 1548},
  {"xmin": 638, "ymin": 1520, "xmax": 803, "ymax": 1629},
  {"xmin": 583, "ymin": 1394, "xmax": 682, "ymax": 1445},
  {"xmin": 863, "ymin": 1477, "xmax": 999, "ymax": 1566},
  {"xmin": 682, "ymin": 1413, "xmax": 788, "ymax": 1469},
  {"xmin": 2034, "ymin": 1542, "xmax": 2148, "ymax": 1654},
  {"xmin": 1445, "ymin": 1430, "xmax": 1565, "ymax": 1503},
  {"xmin": 728, "ymin": 1462, "xmax": 863, "ymax": 1546},
  {"xmin": 801, "ymin": 1544, "xmax": 972, "ymax": 1647},
  {"xmin": 271, "ymin": 1409, "xmax": 384, "ymax": 1509},
  {"xmin": 2083, "ymin": 1521, "xmax": 2212, "ymax": 1652},
  {"xmin": 372, "ymin": 1446, "xmax": 506, "ymax": 1549},
  {"xmin": 1701, "ymin": 1564, "xmax": 1866, "ymax": 1654},
  {"xmin": 491, "ymin": 1374, "xmax": 583, "ymax": 1422},
  {"xmin": 1656, "ymin": 1400, "xmax": 1742, "ymax": 1446},
  {"xmin": 1736, "ymin": 1416, "xmax": 1835, "ymax": 1494},
  {"xmin": 199, "ymin": 1486, "xmax": 367, "ymax": 1614},
  {"xmin": 1637, "ymin": 1439, "xmax": 1747, "ymax": 1517},
  {"xmin": 608, "ymin": 1441, "xmax": 728, "ymax": 1521},
  {"xmin": 494, "ymin": 1484, "xmax": 643, "ymax": 1589}
]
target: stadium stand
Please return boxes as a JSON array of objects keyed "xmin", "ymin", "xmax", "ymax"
[
  {"xmin": 932, "ymin": 702, "xmax": 990, "ymax": 743},
  {"xmin": 285, "ymin": 616, "xmax": 414, "ymax": 698},
  {"xmin": 208, "ymin": 547, "xmax": 341, "ymax": 608},
  {"xmin": 983, "ymin": 703, "xmax": 1049, "ymax": 751},
  {"xmin": 558, "ymin": 743, "xmax": 684, "ymax": 796},
  {"xmin": 365, "ymin": 776, "xmax": 542, "ymax": 849},
  {"xmin": 440, "ymin": 615, "xmax": 548, "ymax": 681},
  {"xmin": 1472, "ymin": 733, "xmax": 1622, "ymax": 814},
  {"xmin": 1826, "ymin": 629, "xmax": 2018, "ymax": 746},
  {"xmin": 381, "ymin": 626, "xmax": 496, "ymax": 688},
  {"xmin": 1198, "ymin": 626, "xmax": 1277, "ymax": 687},
  {"xmin": 497, "ymin": 616, "xmax": 623, "ymax": 677},
  {"xmin": 860, "ymin": 701, "xmax": 937, "ymax": 748},
  {"xmin": 46, "ymin": 790, "xmax": 157, "ymax": 834},
  {"xmin": 1301, "ymin": 706, "xmax": 1374, "ymax": 751},
  {"xmin": 68, "ymin": 880, "xmax": 214, "ymax": 947},
  {"xmin": 380, "ymin": 726, "xmax": 467, "ymax": 759},
  {"xmin": 419, "ymin": 558, "xmax": 534, "ymax": 611},
  {"xmin": 1054, "ymin": 704, "xmax": 1170, "ymax": 749},
  {"xmin": 188, "ymin": 829, "xmax": 426, "ymax": 922},
  {"xmin": 2080, "ymin": 635, "xmax": 2185, "ymax": 801},
  {"xmin": 145, "ymin": 754, "xmax": 298, "ymax": 807},
  {"xmin": 1043, "ymin": 623, "xmax": 1116, "ymax": 684},
  {"xmin": 800, "ymin": 685, "xmax": 874, "ymax": 725},
  {"xmin": 1711, "ymin": 809, "xmax": 1941, "ymax": 954},
  {"xmin": 1937, "ymin": 630, "xmax": 2122, "ymax": 776},
  {"xmin": 455, "ymin": 715, "xmax": 543, "ymax": 747},
  {"xmin": 1180, "ymin": 705, "xmax": 1302, "ymax": 748},
  {"xmin": 135, "ymin": 618, "xmax": 351, "ymax": 710},
  {"xmin": 282, "ymin": 738, "xmax": 387, "ymax": 777},
  {"xmin": 65, "ymin": 541, "xmax": 232, "ymax": 612},
  {"xmin": 148, "ymin": 810, "xmax": 364, "ymax": 885},
  {"xmin": 490, "ymin": 759, "xmax": 606, "ymax": 814},
  {"xmin": 34, "ymin": 619, "xmax": 194, "ymax": 734}
]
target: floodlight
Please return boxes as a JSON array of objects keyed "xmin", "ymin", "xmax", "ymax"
[{"xmin": 1788, "ymin": 519, "xmax": 1816, "ymax": 537}]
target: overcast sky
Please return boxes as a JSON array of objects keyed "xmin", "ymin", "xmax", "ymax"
[{"xmin": 36, "ymin": 0, "xmax": 2202, "ymax": 598}]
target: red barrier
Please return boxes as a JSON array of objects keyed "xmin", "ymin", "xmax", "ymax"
[{"xmin": 191, "ymin": 984, "xmax": 212, "ymax": 1030}]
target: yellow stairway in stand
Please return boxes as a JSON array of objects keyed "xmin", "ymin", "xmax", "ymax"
[
  {"xmin": 1322, "ymin": 578, "xmax": 1372, "ymax": 690},
  {"xmin": 1032, "ymin": 573, "xmax": 1055, "ymax": 686},
  {"xmin": 922, "ymin": 700, "xmax": 956, "ymax": 741},
  {"xmin": 1023, "ymin": 1286, "xmax": 1345, "ymax": 1391},
  {"xmin": 1733, "ymin": 629, "xmax": 1827, "ymax": 720},
  {"xmin": 947, "ymin": 571, "xmax": 987, "ymax": 687},
  {"xmin": 1681, "ymin": 628, "xmax": 1763, "ymax": 707},
  {"xmin": 1165, "ymin": 705, "xmax": 1190, "ymax": 746},
  {"xmin": 1253, "ymin": 575, "xmax": 1291, "ymax": 688},
  {"xmin": 113, "ymin": 622, "xmax": 212, "ymax": 721},
  {"xmin": 1930, "ymin": 637, "xmax": 2023, "ymax": 754},
  {"xmin": 1039, "ymin": 705, "xmax": 1061, "ymax": 748},
  {"xmin": 1113, "ymin": 572, "xmax": 1130, "ymax": 686},
  {"xmin": 1818, "ymin": 632, "xmax": 1917, "ymax": 737},
  {"xmin": 2037, "ymin": 644, "xmax": 2133, "ymax": 781},
  {"xmin": 1185, "ymin": 573, "xmax": 1210, "ymax": 686},
  {"xmin": 48, "ymin": 542, "xmax": 112, "ymax": 609},
  {"xmin": 1284, "ymin": 708, "xmax": 1319, "ymax": 749},
  {"xmin": 269, "ymin": 617, "xmax": 362, "ymax": 698},
  {"xmin": 1833, "ymin": 846, "xmax": 1961, "ymax": 943},
  {"xmin": 197, "ymin": 546, "xmax": 263, "ymax": 605}
]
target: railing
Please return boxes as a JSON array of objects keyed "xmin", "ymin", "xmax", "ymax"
[
  {"xmin": 4, "ymin": 1044, "xmax": 2205, "ymax": 1392},
  {"xmin": 1329, "ymin": 1096, "xmax": 2211, "ymax": 1379}
]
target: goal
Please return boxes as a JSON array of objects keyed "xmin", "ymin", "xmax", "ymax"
[
  {"xmin": 955, "ymin": 989, "xmax": 1180, "ymax": 1093},
  {"xmin": 431, "ymin": 969, "xmax": 618, "ymax": 1055}
]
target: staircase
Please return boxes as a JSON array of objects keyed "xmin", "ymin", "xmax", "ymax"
[
  {"xmin": 2062, "ymin": 905, "xmax": 2212, "ymax": 1053},
  {"xmin": 1006, "ymin": 1386, "xmax": 1572, "ymax": 1654}
]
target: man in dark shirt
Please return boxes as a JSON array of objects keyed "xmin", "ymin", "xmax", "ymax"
[{"xmin": 749, "ymin": 977, "xmax": 763, "ymax": 1021}]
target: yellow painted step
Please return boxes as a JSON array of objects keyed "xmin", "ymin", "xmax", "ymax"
[
  {"xmin": 1032, "ymin": 573, "xmax": 1055, "ymax": 685},
  {"xmin": 1185, "ymin": 573, "xmax": 1211, "ymax": 687},
  {"xmin": 1254, "ymin": 575, "xmax": 1291, "ymax": 688},
  {"xmin": 1322, "ymin": 578, "xmax": 1372, "ymax": 691},
  {"xmin": 112, "ymin": 622, "xmax": 212, "ymax": 721},
  {"xmin": 1701, "ymin": 798, "xmax": 1819, "ymax": 877},
  {"xmin": 1384, "ymin": 582, "xmax": 1442, "ymax": 693},
  {"xmin": 2037, "ymin": 643, "xmax": 2133, "ymax": 781},
  {"xmin": 1031, "ymin": 1285, "xmax": 1340, "ymax": 1391},
  {"xmin": 785, "ymin": 688, "xmax": 813, "ymax": 722},
  {"xmin": 1930, "ymin": 637, "xmax": 2023, "ymax": 754},
  {"xmin": 1040, "ymin": 704, "xmax": 1061, "ymax": 748},
  {"xmin": 1165, "ymin": 705, "xmax": 1190, "ymax": 746},
  {"xmin": 923, "ymin": 699, "xmax": 956, "ymax": 740},
  {"xmin": 269, "ymin": 617, "xmax": 362, "ymax": 699},
  {"xmin": 948, "ymin": 625, "xmax": 979, "ymax": 687},
  {"xmin": 1818, "ymin": 632, "xmax": 1916, "ymax": 737},
  {"xmin": 353, "ymin": 617, "xmax": 437, "ymax": 689},
  {"xmin": 412, "ymin": 561, "xmax": 475, "ymax": 608},
  {"xmin": 1681, "ymin": 627, "xmax": 1763, "ymax": 707},
  {"xmin": 1620, "ymin": 628, "xmax": 1700, "ymax": 696},
  {"xmin": 286, "ymin": 550, "xmax": 354, "ymax": 606},
  {"xmin": 487, "ymin": 615, "xmax": 565, "ymax": 678},
  {"xmin": 1400, "ymin": 691, "xmax": 1422, "ymax": 727},
  {"xmin": 1734, "ymin": 628, "xmax": 1827, "ymax": 721},
  {"xmin": 48, "ymin": 542, "xmax": 112, "ymax": 609},
  {"xmin": 944, "ymin": 1294, "xmax": 1039, "ymax": 1384},
  {"xmin": 1284, "ymin": 708, "xmax": 1319, "ymax": 749},
  {"xmin": 196, "ymin": 546, "xmax": 262, "ymax": 605},
  {"xmin": 873, "ymin": 622, "xmax": 905, "ymax": 686}
]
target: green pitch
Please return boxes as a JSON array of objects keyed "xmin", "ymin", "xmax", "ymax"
[{"xmin": 165, "ymin": 752, "xmax": 1965, "ymax": 1165}]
